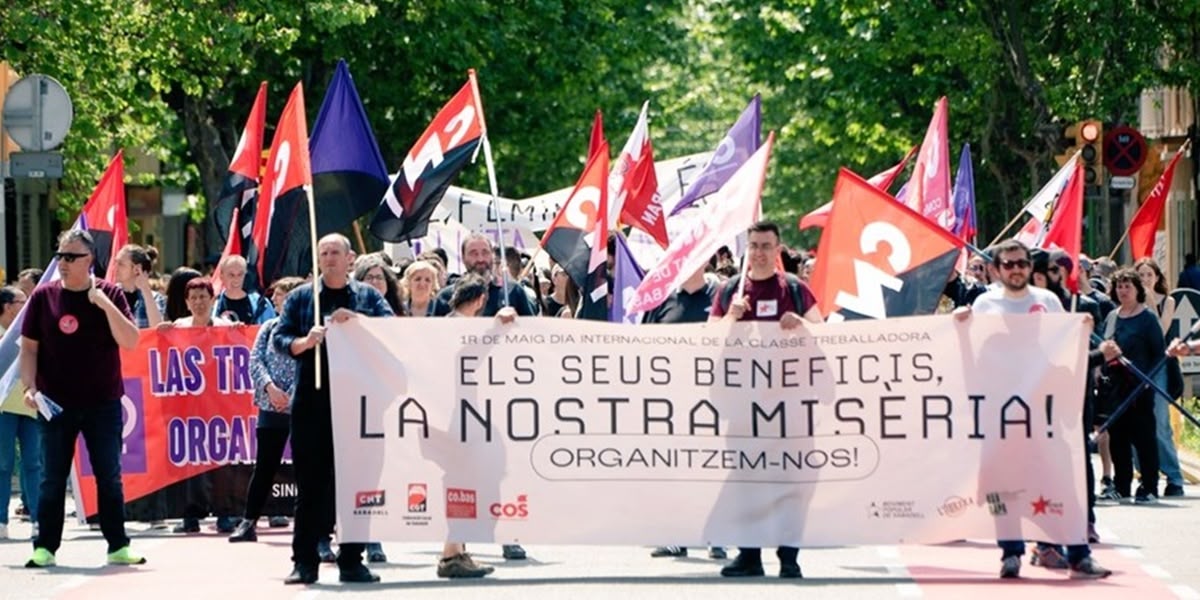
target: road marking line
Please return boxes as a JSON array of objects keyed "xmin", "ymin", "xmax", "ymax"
[
  {"xmin": 877, "ymin": 546, "xmax": 900, "ymax": 559},
  {"xmin": 1117, "ymin": 547, "xmax": 1145, "ymax": 559},
  {"xmin": 1142, "ymin": 564, "xmax": 1173, "ymax": 579},
  {"xmin": 1169, "ymin": 585, "xmax": 1200, "ymax": 599},
  {"xmin": 1097, "ymin": 526, "xmax": 1119, "ymax": 541},
  {"xmin": 896, "ymin": 583, "xmax": 923, "ymax": 597},
  {"xmin": 293, "ymin": 591, "xmax": 322, "ymax": 600}
]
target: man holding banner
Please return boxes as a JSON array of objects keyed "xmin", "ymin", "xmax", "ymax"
[
  {"xmin": 19, "ymin": 230, "xmax": 145, "ymax": 568},
  {"xmin": 961, "ymin": 239, "xmax": 1111, "ymax": 580},
  {"xmin": 274, "ymin": 234, "xmax": 393, "ymax": 585},
  {"xmin": 709, "ymin": 221, "xmax": 821, "ymax": 578}
]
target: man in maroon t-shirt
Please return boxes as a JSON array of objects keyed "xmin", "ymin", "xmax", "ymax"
[
  {"xmin": 708, "ymin": 221, "xmax": 822, "ymax": 579},
  {"xmin": 19, "ymin": 230, "xmax": 143, "ymax": 568}
]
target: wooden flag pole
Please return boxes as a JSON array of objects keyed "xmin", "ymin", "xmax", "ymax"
[
  {"xmin": 352, "ymin": 220, "xmax": 368, "ymax": 255},
  {"xmin": 306, "ymin": 184, "xmax": 323, "ymax": 390},
  {"xmin": 987, "ymin": 211, "xmax": 1027, "ymax": 248}
]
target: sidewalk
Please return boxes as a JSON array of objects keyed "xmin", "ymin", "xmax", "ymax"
[{"xmin": 1180, "ymin": 447, "xmax": 1200, "ymax": 484}]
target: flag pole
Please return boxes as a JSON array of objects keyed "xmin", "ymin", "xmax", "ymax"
[
  {"xmin": 1105, "ymin": 139, "xmax": 1191, "ymax": 262},
  {"xmin": 987, "ymin": 211, "xmax": 1027, "ymax": 247},
  {"xmin": 351, "ymin": 220, "xmax": 368, "ymax": 255},
  {"xmin": 469, "ymin": 69, "xmax": 511, "ymax": 306},
  {"xmin": 306, "ymin": 184, "xmax": 323, "ymax": 390}
]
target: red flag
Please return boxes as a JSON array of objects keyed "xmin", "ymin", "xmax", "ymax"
[
  {"xmin": 798, "ymin": 145, "xmax": 918, "ymax": 230},
  {"xmin": 905, "ymin": 97, "xmax": 952, "ymax": 229},
  {"xmin": 1042, "ymin": 162, "xmax": 1084, "ymax": 293},
  {"xmin": 618, "ymin": 138, "xmax": 668, "ymax": 246},
  {"xmin": 212, "ymin": 208, "xmax": 241, "ymax": 297},
  {"xmin": 588, "ymin": 109, "xmax": 605, "ymax": 159},
  {"xmin": 81, "ymin": 150, "xmax": 128, "ymax": 282},
  {"xmin": 218, "ymin": 82, "xmax": 267, "ymax": 292},
  {"xmin": 627, "ymin": 132, "xmax": 775, "ymax": 314},
  {"xmin": 810, "ymin": 168, "xmax": 964, "ymax": 319},
  {"xmin": 369, "ymin": 78, "xmax": 483, "ymax": 242},
  {"xmin": 252, "ymin": 83, "xmax": 313, "ymax": 285},
  {"xmin": 1129, "ymin": 146, "xmax": 1185, "ymax": 261},
  {"xmin": 542, "ymin": 142, "xmax": 609, "ymax": 289}
]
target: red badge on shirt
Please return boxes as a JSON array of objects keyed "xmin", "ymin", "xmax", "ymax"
[
  {"xmin": 59, "ymin": 314, "xmax": 79, "ymax": 334},
  {"xmin": 1029, "ymin": 304, "xmax": 1047, "ymax": 314}
]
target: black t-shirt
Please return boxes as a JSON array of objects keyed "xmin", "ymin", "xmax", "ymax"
[
  {"xmin": 544, "ymin": 297, "xmax": 565, "ymax": 318},
  {"xmin": 123, "ymin": 290, "xmax": 140, "ymax": 313},
  {"xmin": 643, "ymin": 281, "xmax": 717, "ymax": 324},
  {"xmin": 218, "ymin": 294, "xmax": 255, "ymax": 324},
  {"xmin": 432, "ymin": 280, "xmax": 536, "ymax": 317}
]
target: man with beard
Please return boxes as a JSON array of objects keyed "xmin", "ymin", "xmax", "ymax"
[
  {"xmin": 431, "ymin": 234, "xmax": 535, "ymax": 317},
  {"xmin": 960, "ymin": 239, "xmax": 1111, "ymax": 580}
]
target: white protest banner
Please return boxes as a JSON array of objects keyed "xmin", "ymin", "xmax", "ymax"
[
  {"xmin": 384, "ymin": 153, "xmax": 710, "ymax": 272},
  {"xmin": 327, "ymin": 313, "xmax": 1088, "ymax": 548}
]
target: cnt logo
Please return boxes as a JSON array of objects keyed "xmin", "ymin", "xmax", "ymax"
[
  {"xmin": 355, "ymin": 490, "xmax": 386, "ymax": 508},
  {"xmin": 490, "ymin": 494, "xmax": 529, "ymax": 520},
  {"xmin": 408, "ymin": 484, "xmax": 428, "ymax": 513}
]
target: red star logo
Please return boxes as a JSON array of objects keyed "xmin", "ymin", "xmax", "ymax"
[{"xmin": 1031, "ymin": 495, "xmax": 1049, "ymax": 515}]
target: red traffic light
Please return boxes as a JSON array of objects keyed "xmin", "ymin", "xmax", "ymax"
[{"xmin": 1080, "ymin": 121, "xmax": 1101, "ymax": 143}]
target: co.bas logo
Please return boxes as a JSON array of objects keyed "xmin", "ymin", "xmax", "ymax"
[
  {"xmin": 490, "ymin": 494, "xmax": 529, "ymax": 520},
  {"xmin": 447, "ymin": 488, "xmax": 477, "ymax": 519},
  {"xmin": 353, "ymin": 490, "xmax": 388, "ymax": 516}
]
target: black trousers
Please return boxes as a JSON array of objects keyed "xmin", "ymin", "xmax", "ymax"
[
  {"xmin": 242, "ymin": 427, "xmax": 289, "ymax": 521},
  {"xmin": 738, "ymin": 546, "xmax": 798, "ymax": 564},
  {"xmin": 36, "ymin": 400, "xmax": 130, "ymax": 554},
  {"xmin": 1110, "ymin": 393, "xmax": 1159, "ymax": 497},
  {"xmin": 291, "ymin": 394, "xmax": 362, "ymax": 569}
]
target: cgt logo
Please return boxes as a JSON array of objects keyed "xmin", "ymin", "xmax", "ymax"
[
  {"xmin": 408, "ymin": 484, "xmax": 427, "ymax": 513},
  {"xmin": 490, "ymin": 494, "xmax": 529, "ymax": 520},
  {"xmin": 355, "ymin": 490, "xmax": 386, "ymax": 508}
]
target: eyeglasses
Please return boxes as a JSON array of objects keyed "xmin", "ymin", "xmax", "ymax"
[
  {"xmin": 1047, "ymin": 266, "xmax": 1060, "ymax": 273},
  {"xmin": 999, "ymin": 259, "xmax": 1031, "ymax": 270},
  {"xmin": 363, "ymin": 273, "xmax": 386, "ymax": 282},
  {"xmin": 54, "ymin": 251, "xmax": 91, "ymax": 263},
  {"xmin": 968, "ymin": 264, "xmax": 984, "ymax": 272}
]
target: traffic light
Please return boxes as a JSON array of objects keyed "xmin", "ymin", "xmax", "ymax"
[{"xmin": 1056, "ymin": 120, "xmax": 1104, "ymax": 184}]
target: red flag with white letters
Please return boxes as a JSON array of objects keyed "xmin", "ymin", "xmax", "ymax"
[{"xmin": 370, "ymin": 78, "xmax": 483, "ymax": 243}]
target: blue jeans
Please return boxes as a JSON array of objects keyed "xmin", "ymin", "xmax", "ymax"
[
  {"xmin": 1154, "ymin": 388, "xmax": 1183, "ymax": 486},
  {"xmin": 0, "ymin": 412, "xmax": 43, "ymax": 524},
  {"xmin": 35, "ymin": 400, "xmax": 130, "ymax": 554},
  {"xmin": 998, "ymin": 540, "xmax": 1089, "ymax": 564}
]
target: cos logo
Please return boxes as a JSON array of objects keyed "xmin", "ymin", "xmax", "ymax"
[{"xmin": 489, "ymin": 494, "xmax": 529, "ymax": 519}]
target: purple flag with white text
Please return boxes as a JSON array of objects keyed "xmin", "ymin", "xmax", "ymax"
[
  {"xmin": 609, "ymin": 233, "xmax": 646, "ymax": 324},
  {"xmin": 670, "ymin": 95, "xmax": 761, "ymax": 216}
]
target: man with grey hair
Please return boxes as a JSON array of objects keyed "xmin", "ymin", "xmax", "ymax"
[
  {"xmin": 20, "ymin": 230, "xmax": 143, "ymax": 568},
  {"xmin": 273, "ymin": 233, "xmax": 393, "ymax": 585}
]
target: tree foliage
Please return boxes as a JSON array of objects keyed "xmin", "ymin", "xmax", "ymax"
[{"xmin": 3, "ymin": 0, "xmax": 1199, "ymax": 254}]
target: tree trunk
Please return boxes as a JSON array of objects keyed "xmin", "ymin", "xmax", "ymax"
[{"xmin": 176, "ymin": 93, "xmax": 231, "ymax": 261}]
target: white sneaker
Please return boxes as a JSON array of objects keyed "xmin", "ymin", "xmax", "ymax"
[{"xmin": 0, "ymin": 523, "xmax": 8, "ymax": 539}]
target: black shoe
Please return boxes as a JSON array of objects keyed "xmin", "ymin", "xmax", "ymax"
[
  {"xmin": 708, "ymin": 546, "xmax": 727, "ymax": 560},
  {"xmin": 268, "ymin": 516, "xmax": 290, "ymax": 528},
  {"xmin": 1164, "ymin": 483, "xmax": 1185, "ymax": 497},
  {"xmin": 720, "ymin": 554, "xmax": 765, "ymax": 577},
  {"xmin": 779, "ymin": 562, "xmax": 803, "ymax": 579},
  {"xmin": 317, "ymin": 539, "xmax": 337, "ymax": 563},
  {"xmin": 366, "ymin": 542, "xmax": 387, "ymax": 563},
  {"xmin": 339, "ymin": 564, "xmax": 381, "ymax": 583},
  {"xmin": 172, "ymin": 518, "xmax": 200, "ymax": 534},
  {"xmin": 228, "ymin": 520, "xmax": 257, "ymax": 543},
  {"xmin": 215, "ymin": 516, "xmax": 240, "ymax": 534},
  {"xmin": 650, "ymin": 546, "xmax": 687, "ymax": 557},
  {"xmin": 502, "ymin": 544, "xmax": 527, "ymax": 560},
  {"xmin": 284, "ymin": 564, "xmax": 318, "ymax": 585}
]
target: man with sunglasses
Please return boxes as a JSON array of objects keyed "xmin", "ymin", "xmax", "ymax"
[
  {"xmin": 958, "ymin": 239, "xmax": 1111, "ymax": 580},
  {"xmin": 18, "ymin": 230, "xmax": 144, "ymax": 568}
]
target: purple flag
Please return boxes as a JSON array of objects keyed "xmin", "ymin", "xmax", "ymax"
[
  {"xmin": 310, "ymin": 59, "xmax": 390, "ymax": 234},
  {"xmin": 670, "ymin": 95, "xmax": 762, "ymax": 215},
  {"xmin": 951, "ymin": 143, "xmax": 976, "ymax": 242},
  {"xmin": 609, "ymin": 233, "xmax": 646, "ymax": 324}
]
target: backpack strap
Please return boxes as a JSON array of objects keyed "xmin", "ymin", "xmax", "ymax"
[
  {"xmin": 718, "ymin": 279, "xmax": 739, "ymax": 316},
  {"xmin": 781, "ymin": 273, "xmax": 811, "ymax": 316}
]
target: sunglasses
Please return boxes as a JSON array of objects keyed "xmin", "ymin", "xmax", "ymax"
[
  {"xmin": 999, "ymin": 259, "xmax": 1031, "ymax": 270},
  {"xmin": 1048, "ymin": 266, "xmax": 1060, "ymax": 273},
  {"xmin": 54, "ymin": 251, "xmax": 91, "ymax": 263}
]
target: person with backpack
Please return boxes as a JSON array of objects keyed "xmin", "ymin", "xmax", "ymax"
[
  {"xmin": 213, "ymin": 255, "xmax": 275, "ymax": 325},
  {"xmin": 708, "ymin": 221, "xmax": 822, "ymax": 579}
]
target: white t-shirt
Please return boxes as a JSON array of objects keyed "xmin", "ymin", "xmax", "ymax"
[
  {"xmin": 971, "ymin": 286, "xmax": 1064, "ymax": 315},
  {"xmin": 173, "ymin": 315, "xmax": 234, "ymax": 327}
]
